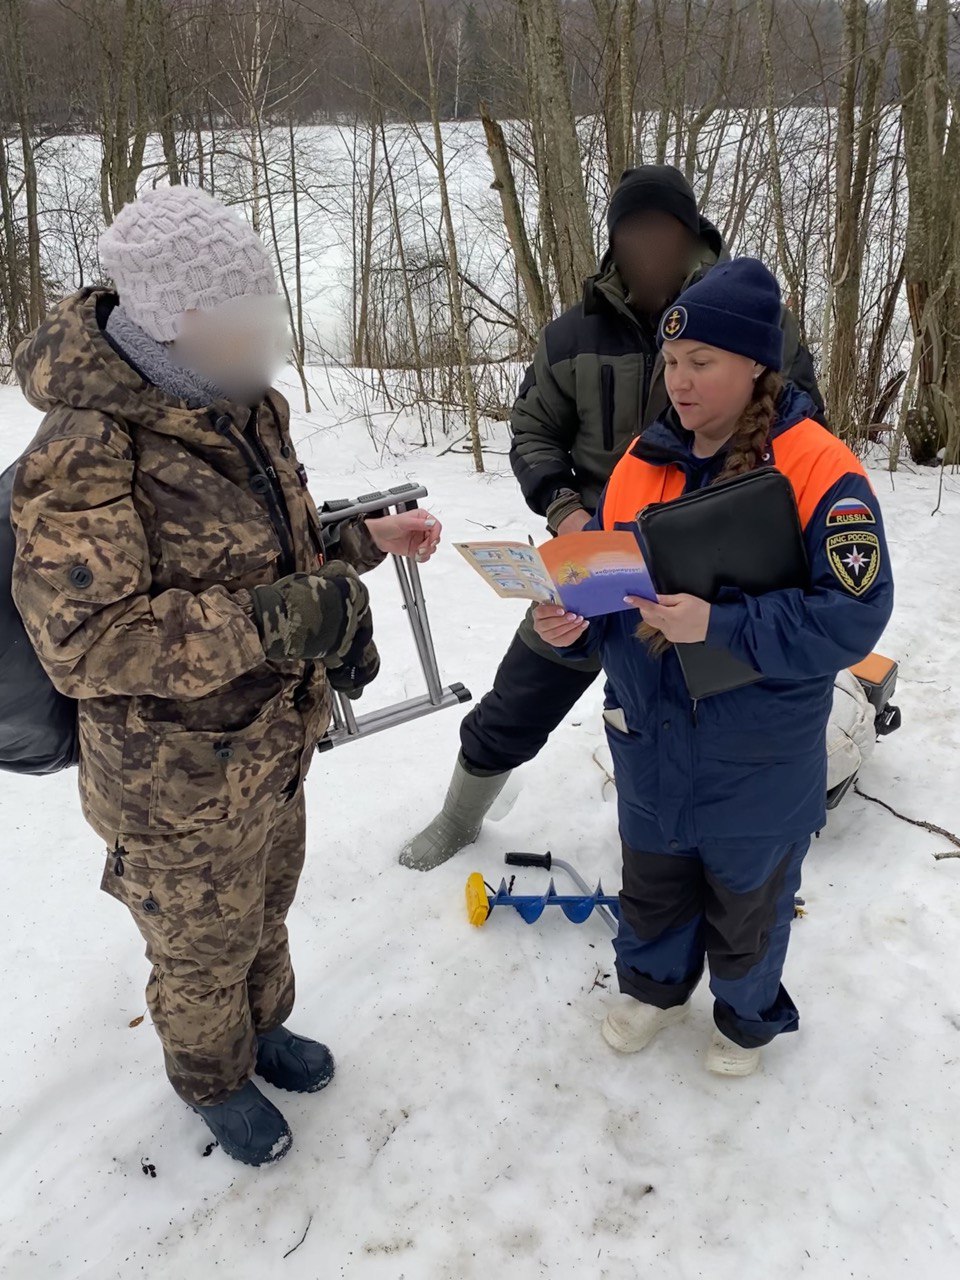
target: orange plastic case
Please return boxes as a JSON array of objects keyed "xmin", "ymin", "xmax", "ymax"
[{"xmin": 849, "ymin": 652, "xmax": 898, "ymax": 711}]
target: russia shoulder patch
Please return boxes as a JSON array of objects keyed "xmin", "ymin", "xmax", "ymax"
[
  {"xmin": 826, "ymin": 495, "xmax": 875, "ymax": 527},
  {"xmin": 826, "ymin": 530, "xmax": 881, "ymax": 596}
]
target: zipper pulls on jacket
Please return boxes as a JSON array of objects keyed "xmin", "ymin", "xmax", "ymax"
[
  {"xmin": 249, "ymin": 416, "xmax": 280, "ymax": 481},
  {"xmin": 638, "ymin": 350, "xmax": 654, "ymax": 426},
  {"xmin": 247, "ymin": 414, "xmax": 279, "ymax": 482},
  {"xmin": 213, "ymin": 411, "xmax": 297, "ymax": 574},
  {"xmin": 691, "ymin": 698, "xmax": 699, "ymax": 727},
  {"xmin": 642, "ymin": 351, "xmax": 653, "ymax": 403},
  {"xmin": 114, "ymin": 848, "xmax": 125, "ymax": 877}
]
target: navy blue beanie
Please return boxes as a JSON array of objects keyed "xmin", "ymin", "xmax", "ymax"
[{"xmin": 657, "ymin": 258, "xmax": 784, "ymax": 371}]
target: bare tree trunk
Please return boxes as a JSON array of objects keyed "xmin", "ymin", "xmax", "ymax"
[
  {"xmin": 517, "ymin": 0, "xmax": 595, "ymax": 308},
  {"xmin": 286, "ymin": 116, "xmax": 311, "ymax": 411},
  {"xmin": 1, "ymin": 0, "xmax": 44, "ymax": 330},
  {"xmin": 77, "ymin": 0, "xmax": 153, "ymax": 224},
  {"xmin": 146, "ymin": 0, "xmax": 182, "ymax": 186},
  {"xmin": 248, "ymin": 3, "xmax": 265, "ymax": 233},
  {"xmin": 824, "ymin": 0, "xmax": 888, "ymax": 437},
  {"xmin": 617, "ymin": 0, "xmax": 638, "ymax": 177},
  {"xmin": 354, "ymin": 114, "xmax": 379, "ymax": 365},
  {"xmin": 102, "ymin": 0, "xmax": 149, "ymax": 222},
  {"xmin": 891, "ymin": 0, "xmax": 960, "ymax": 463},
  {"xmin": 377, "ymin": 111, "xmax": 430, "ymax": 434},
  {"xmin": 225, "ymin": 0, "xmax": 281, "ymax": 234},
  {"xmin": 521, "ymin": 35, "xmax": 558, "ymax": 315},
  {"xmin": 756, "ymin": 0, "xmax": 805, "ymax": 338},
  {"xmin": 0, "ymin": 132, "xmax": 17, "ymax": 325},
  {"xmin": 651, "ymin": 0, "xmax": 672, "ymax": 163},
  {"xmin": 0, "ymin": 128, "xmax": 29, "ymax": 361},
  {"xmin": 480, "ymin": 102, "xmax": 548, "ymax": 332},
  {"xmin": 417, "ymin": 0, "xmax": 485, "ymax": 472},
  {"xmin": 591, "ymin": 0, "xmax": 636, "ymax": 188}
]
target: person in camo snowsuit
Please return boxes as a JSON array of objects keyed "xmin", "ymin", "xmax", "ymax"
[
  {"xmin": 401, "ymin": 164, "xmax": 824, "ymax": 872},
  {"xmin": 9, "ymin": 187, "xmax": 441, "ymax": 1166}
]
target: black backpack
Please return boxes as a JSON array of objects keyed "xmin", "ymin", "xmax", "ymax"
[{"xmin": 0, "ymin": 459, "xmax": 79, "ymax": 774}]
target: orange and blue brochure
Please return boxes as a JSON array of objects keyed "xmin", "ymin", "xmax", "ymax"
[{"xmin": 455, "ymin": 531, "xmax": 657, "ymax": 617}]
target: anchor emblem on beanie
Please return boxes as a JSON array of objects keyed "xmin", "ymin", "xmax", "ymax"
[{"xmin": 661, "ymin": 305, "xmax": 687, "ymax": 341}]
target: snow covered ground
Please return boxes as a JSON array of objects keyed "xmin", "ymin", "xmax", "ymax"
[{"xmin": 1, "ymin": 370, "xmax": 959, "ymax": 1280}]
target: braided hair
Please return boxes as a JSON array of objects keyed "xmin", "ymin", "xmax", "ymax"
[{"xmin": 637, "ymin": 368, "xmax": 784, "ymax": 654}]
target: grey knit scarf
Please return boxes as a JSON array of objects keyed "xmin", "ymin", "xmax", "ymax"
[{"xmin": 105, "ymin": 304, "xmax": 225, "ymax": 408}]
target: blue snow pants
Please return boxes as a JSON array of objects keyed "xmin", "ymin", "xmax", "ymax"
[{"xmin": 615, "ymin": 827, "xmax": 809, "ymax": 1048}]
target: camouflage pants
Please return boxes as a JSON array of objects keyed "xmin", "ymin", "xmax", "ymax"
[{"xmin": 100, "ymin": 789, "xmax": 307, "ymax": 1107}]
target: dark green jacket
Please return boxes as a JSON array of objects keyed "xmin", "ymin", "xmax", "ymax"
[{"xmin": 509, "ymin": 233, "xmax": 824, "ymax": 527}]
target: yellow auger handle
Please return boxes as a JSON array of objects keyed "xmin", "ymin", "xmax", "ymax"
[{"xmin": 466, "ymin": 872, "xmax": 491, "ymax": 927}]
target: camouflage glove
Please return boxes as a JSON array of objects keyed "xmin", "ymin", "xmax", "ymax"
[
  {"xmin": 249, "ymin": 561, "xmax": 369, "ymax": 662},
  {"xmin": 323, "ymin": 597, "xmax": 380, "ymax": 700}
]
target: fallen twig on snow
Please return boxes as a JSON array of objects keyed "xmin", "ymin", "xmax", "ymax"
[
  {"xmin": 854, "ymin": 783, "xmax": 960, "ymax": 858},
  {"xmin": 592, "ymin": 748, "xmax": 616, "ymax": 799},
  {"xmin": 590, "ymin": 965, "xmax": 611, "ymax": 992},
  {"xmin": 436, "ymin": 431, "xmax": 468, "ymax": 457},
  {"xmin": 447, "ymin": 446, "xmax": 510, "ymax": 456},
  {"xmin": 284, "ymin": 1215, "xmax": 313, "ymax": 1259}
]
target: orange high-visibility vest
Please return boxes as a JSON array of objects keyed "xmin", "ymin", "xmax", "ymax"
[{"xmin": 601, "ymin": 417, "xmax": 872, "ymax": 534}]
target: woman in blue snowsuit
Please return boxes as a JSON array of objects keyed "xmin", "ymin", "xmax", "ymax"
[{"xmin": 534, "ymin": 259, "xmax": 894, "ymax": 1075}]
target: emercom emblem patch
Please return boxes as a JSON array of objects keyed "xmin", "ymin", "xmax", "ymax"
[{"xmin": 826, "ymin": 530, "xmax": 881, "ymax": 596}]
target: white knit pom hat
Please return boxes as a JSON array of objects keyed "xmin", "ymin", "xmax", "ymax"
[{"xmin": 99, "ymin": 186, "xmax": 278, "ymax": 342}]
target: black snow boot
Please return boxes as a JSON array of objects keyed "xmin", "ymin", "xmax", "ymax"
[
  {"xmin": 193, "ymin": 1080, "xmax": 293, "ymax": 1166},
  {"xmin": 256, "ymin": 1026, "xmax": 336, "ymax": 1094}
]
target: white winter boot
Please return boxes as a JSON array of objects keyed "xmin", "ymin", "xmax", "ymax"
[
  {"xmin": 601, "ymin": 996, "xmax": 689, "ymax": 1053},
  {"xmin": 706, "ymin": 1030, "xmax": 762, "ymax": 1077}
]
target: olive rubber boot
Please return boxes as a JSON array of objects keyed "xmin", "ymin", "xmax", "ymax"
[{"xmin": 399, "ymin": 753, "xmax": 510, "ymax": 872}]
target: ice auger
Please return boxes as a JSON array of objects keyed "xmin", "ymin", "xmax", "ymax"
[
  {"xmin": 466, "ymin": 852, "xmax": 808, "ymax": 932},
  {"xmin": 466, "ymin": 852, "xmax": 620, "ymax": 933}
]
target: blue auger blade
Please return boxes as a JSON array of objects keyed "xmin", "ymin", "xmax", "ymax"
[
  {"xmin": 559, "ymin": 897, "xmax": 596, "ymax": 924},
  {"xmin": 487, "ymin": 878, "xmax": 620, "ymax": 926},
  {"xmin": 559, "ymin": 882, "xmax": 621, "ymax": 923},
  {"xmin": 489, "ymin": 877, "xmax": 547, "ymax": 923},
  {"xmin": 516, "ymin": 898, "xmax": 549, "ymax": 923}
]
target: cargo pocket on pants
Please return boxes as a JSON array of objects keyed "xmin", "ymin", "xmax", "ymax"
[{"xmin": 100, "ymin": 849, "xmax": 228, "ymax": 967}]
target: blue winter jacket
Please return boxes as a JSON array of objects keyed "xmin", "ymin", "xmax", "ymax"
[{"xmin": 563, "ymin": 384, "xmax": 894, "ymax": 846}]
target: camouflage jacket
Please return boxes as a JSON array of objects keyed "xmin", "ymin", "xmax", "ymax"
[{"xmin": 10, "ymin": 288, "xmax": 384, "ymax": 840}]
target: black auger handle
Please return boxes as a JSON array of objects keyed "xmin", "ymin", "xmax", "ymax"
[{"xmin": 505, "ymin": 852, "xmax": 553, "ymax": 869}]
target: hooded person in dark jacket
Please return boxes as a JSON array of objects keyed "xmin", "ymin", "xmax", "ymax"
[{"xmin": 401, "ymin": 166, "xmax": 824, "ymax": 872}]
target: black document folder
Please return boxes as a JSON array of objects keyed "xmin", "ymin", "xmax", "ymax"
[{"xmin": 635, "ymin": 468, "xmax": 809, "ymax": 699}]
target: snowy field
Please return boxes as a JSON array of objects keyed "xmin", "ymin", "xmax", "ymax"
[{"xmin": 1, "ymin": 369, "xmax": 959, "ymax": 1280}]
